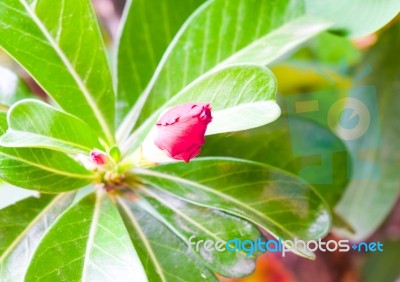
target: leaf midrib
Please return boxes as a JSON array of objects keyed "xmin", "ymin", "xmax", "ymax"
[
  {"xmin": 117, "ymin": 197, "xmax": 167, "ymax": 282},
  {"xmin": 134, "ymin": 168, "xmax": 297, "ymax": 240},
  {"xmin": 140, "ymin": 187, "xmax": 224, "ymax": 241},
  {"xmin": 0, "ymin": 193, "xmax": 70, "ymax": 266},
  {"xmin": 0, "ymin": 150, "xmax": 94, "ymax": 180},
  {"xmin": 1, "ymin": 130, "xmax": 93, "ymax": 153},
  {"xmin": 139, "ymin": 186, "xmax": 254, "ymax": 260},
  {"xmin": 115, "ymin": 1, "xmax": 213, "ymax": 142},
  {"xmin": 18, "ymin": 0, "xmax": 114, "ymax": 144},
  {"xmin": 81, "ymin": 191, "xmax": 101, "ymax": 281},
  {"xmin": 117, "ymin": 5, "xmax": 317, "ymax": 142},
  {"xmin": 120, "ymin": 64, "xmax": 276, "ymax": 154}
]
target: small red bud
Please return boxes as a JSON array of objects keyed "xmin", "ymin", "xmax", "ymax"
[{"xmin": 90, "ymin": 149, "xmax": 109, "ymax": 166}]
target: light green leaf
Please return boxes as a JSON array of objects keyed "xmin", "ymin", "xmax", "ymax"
[
  {"xmin": 0, "ymin": 112, "xmax": 94, "ymax": 192},
  {"xmin": 0, "ymin": 99, "xmax": 102, "ymax": 154},
  {"xmin": 134, "ymin": 157, "xmax": 332, "ymax": 258},
  {"xmin": 0, "ymin": 193, "xmax": 75, "ymax": 282},
  {"xmin": 117, "ymin": 0, "xmax": 331, "ymax": 141},
  {"xmin": 217, "ymin": 16, "xmax": 332, "ymax": 67},
  {"xmin": 0, "ymin": 182, "xmax": 39, "ymax": 210},
  {"xmin": 203, "ymin": 115, "xmax": 349, "ymax": 208},
  {"xmin": 305, "ymin": 0, "xmax": 400, "ymax": 37},
  {"xmin": 0, "ymin": 147, "xmax": 94, "ymax": 192},
  {"xmin": 122, "ymin": 65, "xmax": 280, "ymax": 154},
  {"xmin": 25, "ymin": 192, "xmax": 147, "ymax": 282},
  {"xmin": 207, "ymin": 101, "xmax": 281, "ymax": 136},
  {"xmin": 118, "ymin": 197, "xmax": 218, "ymax": 282},
  {"xmin": 335, "ymin": 22, "xmax": 400, "ymax": 240},
  {"xmin": 115, "ymin": 0, "xmax": 205, "ymax": 124},
  {"xmin": 137, "ymin": 188, "xmax": 261, "ymax": 277},
  {"xmin": 0, "ymin": 0, "xmax": 115, "ymax": 143}
]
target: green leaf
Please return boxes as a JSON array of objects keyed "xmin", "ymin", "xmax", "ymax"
[
  {"xmin": 202, "ymin": 116, "xmax": 349, "ymax": 207},
  {"xmin": 335, "ymin": 22, "xmax": 400, "ymax": 240},
  {"xmin": 122, "ymin": 65, "xmax": 280, "ymax": 154},
  {"xmin": 25, "ymin": 192, "xmax": 147, "ymax": 281},
  {"xmin": 134, "ymin": 157, "xmax": 332, "ymax": 258},
  {"xmin": 117, "ymin": 0, "xmax": 331, "ymax": 141},
  {"xmin": 0, "ymin": 193, "xmax": 75, "ymax": 281},
  {"xmin": 0, "ymin": 147, "xmax": 94, "ymax": 193},
  {"xmin": 0, "ymin": 99, "xmax": 102, "ymax": 154},
  {"xmin": 0, "ymin": 182, "xmax": 38, "ymax": 210},
  {"xmin": 0, "ymin": 66, "xmax": 35, "ymax": 108},
  {"xmin": 137, "ymin": 187, "xmax": 261, "ymax": 277},
  {"xmin": 118, "ymin": 197, "xmax": 218, "ymax": 282},
  {"xmin": 216, "ymin": 16, "xmax": 332, "ymax": 67},
  {"xmin": 0, "ymin": 109, "xmax": 94, "ymax": 192},
  {"xmin": 115, "ymin": 0, "xmax": 205, "ymax": 124},
  {"xmin": 305, "ymin": 0, "xmax": 400, "ymax": 37},
  {"xmin": 0, "ymin": 0, "xmax": 115, "ymax": 143},
  {"xmin": 0, "ymin": 146, "xmax": 95, "ymax": 193}
]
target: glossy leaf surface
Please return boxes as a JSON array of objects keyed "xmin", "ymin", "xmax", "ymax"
[
  {"xmin": 25, "ymin": 192, "xmax": 147, "ymax": 281},
  {"xmin": 0, "ymin": 100, "xmax": 102, "ymax": 154},
  {"xmin": 123, "ymin": 65, "xmax": 280, "ymax": 153},
  {"xmin": 0, "ymin": 193, "xmax": 75, "ymax": 281},
  {"xmin": 118, "ymin": 197, "xmax": 218, "ymax": 282},
  {"xmin": 0, "ymin": 112, "xmax": 94, "ymax": 192},
  {"xmin": 203, "ymin": 116, "xmax": 349, "ymax": 207},
  {"xmin": 0, "ymin": 0, "xmax": 115, "ymax": 143},
  {"xmin": 118, "ymin": 0, "xmax": 330, "ymax": 140},
  {"xmin": 134, "ymin": 158, "xmax": 331, "ymax": 258},
  {"xmin": 116, "ymin": 0, "xmax": 205, "ymax": 124},
  {"xmin": 138, "ymin": 188, "xmax": 261, "ymax": 277},
  {"xmin": 305, "ymin": 0, "xmax": 400, "ymax": 37}
]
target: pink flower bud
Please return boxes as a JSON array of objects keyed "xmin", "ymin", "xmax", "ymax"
[
  {"xmin": 154, "ymin": 103, "xmax": 212, "ymax": 163},
  {"xmin": 90, "ymin": 149, "xmax": 109, "ymax": 166}
]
